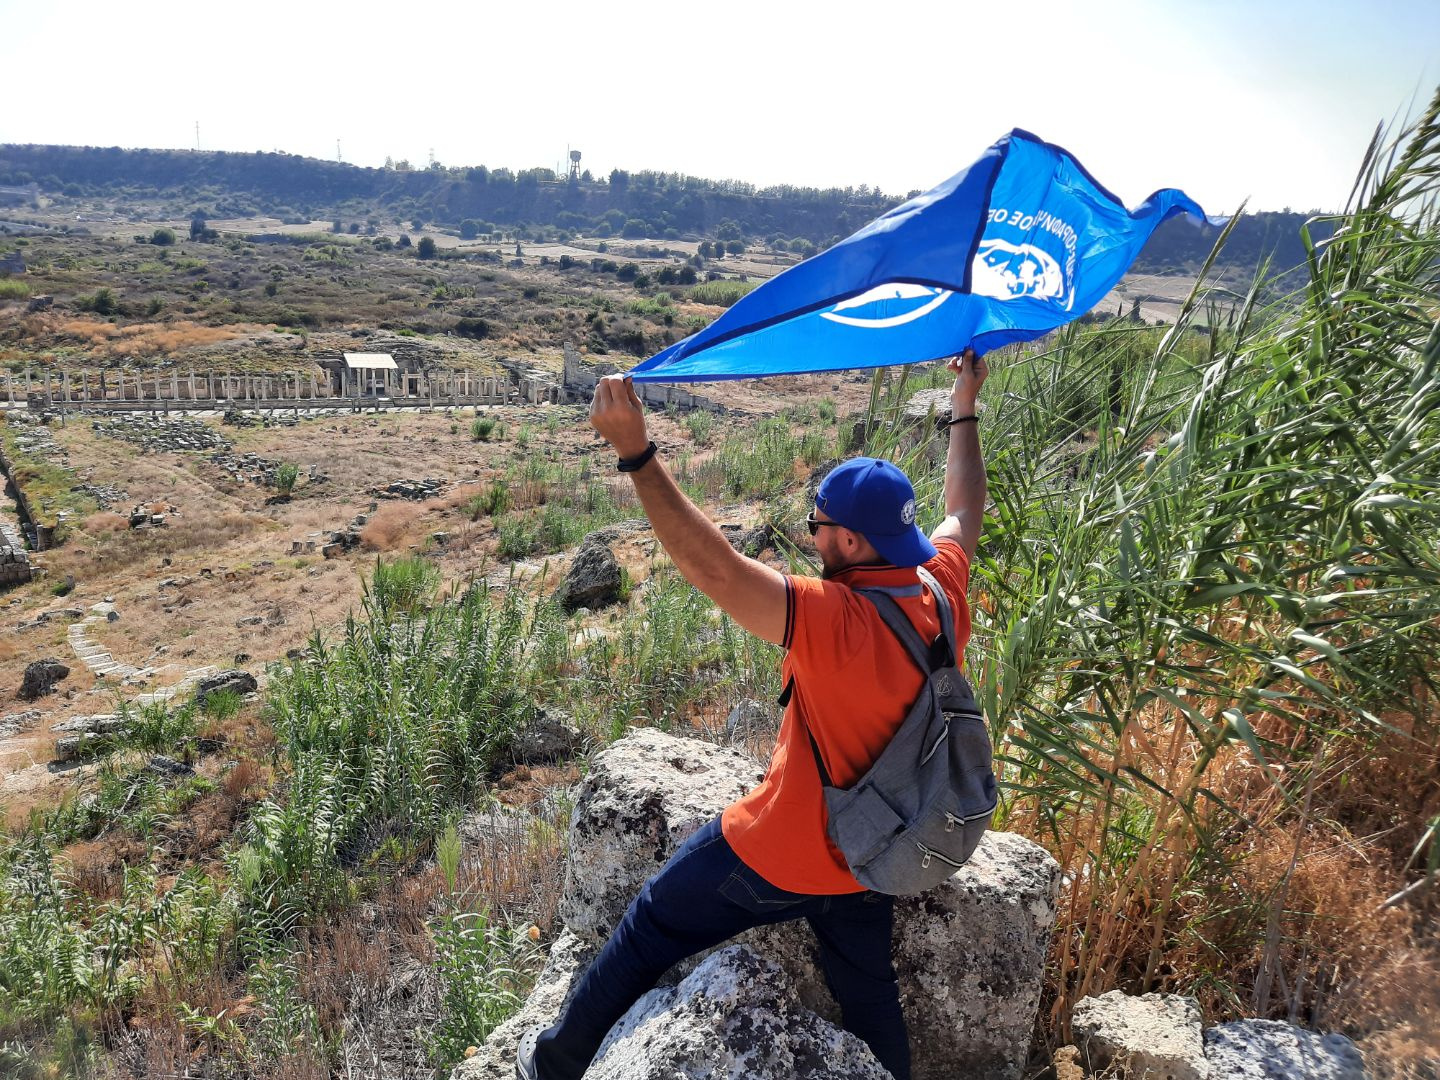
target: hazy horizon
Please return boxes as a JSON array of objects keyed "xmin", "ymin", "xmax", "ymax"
[{"xmin": 2, "ymin": 0, "xmax": 1437, "ymax": 215}]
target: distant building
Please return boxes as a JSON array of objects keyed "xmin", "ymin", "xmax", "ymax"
[{"xmin": 318, "ymin": 352, "xmax": 399, "ymax": 396}]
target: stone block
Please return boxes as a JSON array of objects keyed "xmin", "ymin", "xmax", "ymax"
[
  {"xmin": 1072, "ymin": 990, "xmax": 1208, "ymax": 1080},
  {"xmin": 1204, "ymin": 1020, "xmax": 1368, "ymax": 1080}
]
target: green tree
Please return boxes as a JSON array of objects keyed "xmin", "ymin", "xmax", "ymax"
[
  {"xmin": 460, "ymin": 220, "xmax": 481, "ymax": 240},
  {"xmin": 150, "ymin": 227, "xmax": 176, "ymax": 246},
  {"xmin": 417, "ymin": 236, "xmax": 438, "ymax": 259}
]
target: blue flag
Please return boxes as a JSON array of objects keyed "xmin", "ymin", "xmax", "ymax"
[{"xmin": 628, "ymin": 130, "xmax": 1219, "ymax": 383}]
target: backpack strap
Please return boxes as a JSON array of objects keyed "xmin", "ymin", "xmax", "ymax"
[
  {"xmin": 800, "ymin": 571, "xmax": 960, "ymax": 788},
  {"xmin": 916, "ymin": 566, "xmax": 959, "ymax": 668}
]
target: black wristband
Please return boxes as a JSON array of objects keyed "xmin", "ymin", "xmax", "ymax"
[
  {"xmin": 617, "ymin": 440, "xmax": 658, "ymax": 472},
  {"xmin": 945, "ymin": 415, "xmax": 979, "ymax": 427}
]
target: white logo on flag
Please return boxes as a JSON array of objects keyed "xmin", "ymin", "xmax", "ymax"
[
  {"xmin": 970, "ymin": 239, "xmax": 1067, "ymax": 304},
  {"xmin": 819, "ymin": 283, "xmax": 953, "ymax": 328}
]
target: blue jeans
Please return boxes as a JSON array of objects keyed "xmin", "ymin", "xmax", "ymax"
[{"xmin": 534, "ymin": 816, "xmax": 909, "ymax": 1080}]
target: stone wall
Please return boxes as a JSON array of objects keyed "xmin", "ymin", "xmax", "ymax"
[
  {"xmin": 562, "ymin": 343, "xmax": 722, "ymax": 412},
  {"xmin": 0, "ymin": 519, "xmax": 31, "ymax": 588}
]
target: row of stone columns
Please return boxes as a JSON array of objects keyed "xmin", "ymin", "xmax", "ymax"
[{"xmin": 0, "ymin": 368, "xmax": 562, "ymax": 408}]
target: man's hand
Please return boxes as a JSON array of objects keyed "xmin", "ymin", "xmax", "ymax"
[
  {"xmin": 589, "ymin": 374, "xmax": 650, "ymax": 459},
  {"xmin": 946, "ymin": 348, "xmax": 989, "ymax": 415}
]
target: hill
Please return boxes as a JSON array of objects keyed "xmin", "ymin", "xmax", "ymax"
[{"xmin": 0, "ymin": 143, "xmax": 1327, "ymax": 279}]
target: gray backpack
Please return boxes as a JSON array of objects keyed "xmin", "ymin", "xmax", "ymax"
[{"xmin": 792, "ymin": 566, "xmax": 997, "ymax": 895}]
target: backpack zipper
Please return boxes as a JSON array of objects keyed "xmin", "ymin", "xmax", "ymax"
[
  {"xmin": 943, "ymin": 806, "xmax": 994, "ymax": 832},
  {"xmin": 918, "ymin": 843, "xmax": 966, "ymax": 870}
]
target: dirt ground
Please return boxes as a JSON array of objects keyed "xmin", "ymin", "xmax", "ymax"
[{"xmin": 0, "ymin": 379, "xmax": 866, "ymax": 820}]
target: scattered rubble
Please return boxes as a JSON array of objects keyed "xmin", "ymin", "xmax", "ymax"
[
  {"xmin": 221, "ymin": 407, "xmax": 299, "ymax": 428},
  {"xmin": 71, "ymin": 482, "xmax": 129, "ymax": 508},
  {"xmin": 5, "ymin": 411, "xmax": 65, "ymax": 459},
  {"xmin": 129, "ymin": 503, "xmax": 178, "ymax": 529},
  {"xmin": 375, "ymin": 477, "xmax": 445, "ymax": 500},
  {"xmin": 0, "ymin": 711, "xmax": 41, "ymax": 739},
  {"xmin": 52, "ymin": 714, "xmax": 130, "ymax": 761},
  {"xmin": 94, "ymin": 416, "xmax": 231, "ymax": 453},
  {"xmin": 209, "ymin": 451, "xmax": 328, "ymax": 488}
]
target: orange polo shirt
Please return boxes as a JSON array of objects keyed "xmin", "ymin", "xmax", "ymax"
[{"xmin": 720, "ymin": 537, "xmax": 971, "ymax": 894}]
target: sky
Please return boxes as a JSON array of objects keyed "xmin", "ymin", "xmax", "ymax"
[{"xmin": 1, "ymin": 0, "xmax": 1437, "ymax": 215}]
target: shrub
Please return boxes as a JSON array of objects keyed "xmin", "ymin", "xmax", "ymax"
[
  {"xmin": 370, "ymin": 555, "xmax": 440, "ymax": 615},
  {"xmin": 78, "ymin": 287, "xmax": 118, "ymax": 315},
  {"xmin": 0, "ymin": 278, "xmax": 30, "ymax": 299},
  {"xmin": 465, "ymin": 480, "xmax": 510, "ymax": 519},
  {"xmin": 689, "ymin": 279, "xmax": 756, "ymax": 306},
  {"xmin": 685, "ymin": 410, "xmax": 714, "ymax": 445},
  {"xmin": 496, "ymin": 516, "xmax": 536, "ymax": 560},
  {"xmin": 455, "ymin": 317, "xmax": 489, "ymax": 339},
  {"xmin": 471, "ymin": 416, "xmax": 497, "ymax": 441},
  {"xmin": 417, "ymin": 236, "xmax": 437, "ymax": 259},
  {"xmin": 151, "ymin": 227, "xmax": 176, "ymax": 246},
  {"xmin": 273, "ymin": 462, "xmax": 300, "ymax": 496}
]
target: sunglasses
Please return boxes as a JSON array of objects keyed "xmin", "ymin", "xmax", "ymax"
[{"xmin": 805, "ymin": 513, "xmax": 846, "ymax": 537}]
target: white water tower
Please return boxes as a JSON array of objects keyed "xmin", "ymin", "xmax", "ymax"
[{"xmin": 568, "ymin": 149, "xmax": 583, "ymax": 181}]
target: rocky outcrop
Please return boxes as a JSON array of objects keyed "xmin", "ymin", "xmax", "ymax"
[
  {"xmin": 0, "ymin": 710, "xmax": 40, "ymax": 739},
  {"xmin": 553, "ymin": 536, "xmax": 624, "ymax": 612},
  {"xmin": 20, "ymin": 658, "xmax": 69, "ymax": 700},
  {"xmin": 550, "ymin": 727, "xmax": 1060, "ymax": 1080},
  {"xmin": 193, "ymin": 669, "xmax": 257, "ymax": 705},
  {"xmin": 1072, "ymin": 990, "xmax": 1207, "ymax": 1080},
  {"xmin": 1204, "ymin": 1020, "xmax": 1367, "ymax": 1080},
  {"xmin": 586, "ymin": 945, "xmax": 892, "ymax": 1080},
  {"xmin": 52, "ymin": 714, "xmax": 131, "ymax": 761},
  {"xmin": 512, "ymin": 708, "xmax": 583, "ymax": 764}
]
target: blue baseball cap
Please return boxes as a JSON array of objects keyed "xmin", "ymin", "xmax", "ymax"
[{"xmin": 815, "ymin": 457, "xmax": 937, "ymax": 568}]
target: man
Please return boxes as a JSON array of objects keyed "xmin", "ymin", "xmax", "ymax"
[{"xmin": 519, "ymin": 349, "xmax": 989, "ymax": 1080}]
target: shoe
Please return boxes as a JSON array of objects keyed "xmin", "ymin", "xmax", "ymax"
[{"xmin": 515, "ymin": 1026, "xmax": 540, "ymax": 1080}]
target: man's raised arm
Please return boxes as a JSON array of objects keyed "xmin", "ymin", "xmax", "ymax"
[
  {"xmin": 929, "ymin": 349, "xmax": 989, "ymax": 561},
  {"xmin": 588, "ymin": 375, "xmax": 788, "ymax": 645}
]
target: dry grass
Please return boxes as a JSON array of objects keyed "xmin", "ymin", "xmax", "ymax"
[
  {"xmin": 36, "ymin": 317, "xmax": 244, "ymax": 358},
  {"xmin": 359, "ymin": 501, "xmax": 426, "ymax": 552},
  {"xmin": 81, "ymin": 511, "xmax": 128, "ymax": 534}
]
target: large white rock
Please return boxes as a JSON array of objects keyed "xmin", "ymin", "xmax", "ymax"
[
  {"xmin": 587, "ymin": 944, "xmax": 892, "ymax": 1080},
  {"xmin": 888, "ymin": 830, "xmax": 1060, "ymax": 1080},
  {"xmin": 1204, "ymin": 1020, "xmax": 1368, "ymax": 1080},
  {"xmin": 1072, "ymin": 990, "xmax": 1208, "ymax": 1080},
  {"xmin": 559, "ymin": 727, "xmax": 1060, "ymax": 1080},
  {"xmin": 560, "ymin": 727, "xmax": 764, "ymax": 941}
]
